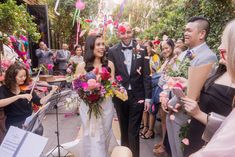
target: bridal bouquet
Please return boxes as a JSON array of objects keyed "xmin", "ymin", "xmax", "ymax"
[{"xmin": 73, "ymin": 67, "xmax": 127, "ymax": 119}]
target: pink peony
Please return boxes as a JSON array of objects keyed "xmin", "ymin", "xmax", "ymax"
[{"xmin": 87, "ymin": 79, "xmax": 97, "ymax": 90}]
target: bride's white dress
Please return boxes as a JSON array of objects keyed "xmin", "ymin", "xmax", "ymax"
[{"xmin": 78, "ymin": 96, "xmax": 118, "ymax": 157}]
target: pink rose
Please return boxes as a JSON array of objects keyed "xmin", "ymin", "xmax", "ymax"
[
  {"xmin": 87, "ymin": 79, "xmax": 97, "ymax": 90},
  {"xmin": 87, "ymin": 94, "xmax": 100, "ymax": 102},
  {"xmin": 174, "ymin": 82, "xmax": 184, "ymax": 90}
]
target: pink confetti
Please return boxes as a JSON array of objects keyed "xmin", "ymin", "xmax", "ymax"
[
  {"xmin": 182, "ymin": 138, "xmax": 189, "ymax": 145},
  {"xmin": 138, "ymin": 100, "xmax": 145, "ymax": 104},
  {"xmin": 170, "ymin": 114, "xmax": 175, "ymax": 121},
  {"xmin": 136, "ymin": 67, "xmax": 142, "ymax": 75},
  {"xmin": 175, "ymin": 103, "xmax": 181, "ymax": 109},
  {"xmin": 172, "ymin": 108, "xmax": 179, "ymax": 113}
]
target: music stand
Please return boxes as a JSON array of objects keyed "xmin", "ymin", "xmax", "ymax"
[
  {"xmin": 23, "ymin": 102, "xmax": 50, "ymax": 135},
  {"xmin": 46, "ymin": 90, "xmax": 72, "ymax": 157}
]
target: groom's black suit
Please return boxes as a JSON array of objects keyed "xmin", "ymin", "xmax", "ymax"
[{"xmin": 108, "ymin": 41, "xmax": 152, "ymax": 157}]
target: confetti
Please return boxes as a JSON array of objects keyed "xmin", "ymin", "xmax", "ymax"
[
  {"xmin": 136, "ymin": 67, "xmax": 142, "ymax": 75},
  {"xmin": 182, "ymin": 138, "xmax": 189, "ymax": 145},
  {"xmin": 138, "ymin": 100, "xmax": 145, "ymax": 104},
  {"xmin": 170, "ymin": 114, "xmax": 175, "ymax": 121}
]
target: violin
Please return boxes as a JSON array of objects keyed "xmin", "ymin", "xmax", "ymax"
[
  {"xmin": 19, "ymin": 81, "xmax": 54, "ymax": 93},
  {"xmin": 20, "ymin": 67, "xmax": 54, "ymax": 93}
]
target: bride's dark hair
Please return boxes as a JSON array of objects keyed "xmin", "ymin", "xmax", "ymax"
[{"xmin": 84, "ymin": 34, "xmax": 109, "ymax": 72}]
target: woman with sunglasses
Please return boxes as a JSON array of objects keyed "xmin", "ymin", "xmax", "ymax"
[{"xmin": 181, "ymin": 20, "xmax": 235, "ymax": 156}]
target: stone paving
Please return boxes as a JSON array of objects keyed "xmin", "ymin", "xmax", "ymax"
[{"xmin": 41, "ymin": 100, "xmax": 166, "ymax": 157}]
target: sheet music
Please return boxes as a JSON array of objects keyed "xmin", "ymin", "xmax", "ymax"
[
  {"xmin": 0, "ymin": 127, "xmax": 26, "ymax": 157},
  {"xmin": 0, "ymin": 126, "xmax": 48, "ymax": 157}
]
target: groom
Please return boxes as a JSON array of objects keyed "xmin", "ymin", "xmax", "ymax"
[{"xmin": 108, "ymin": 22, "xmax": 152, "ymax": 157}]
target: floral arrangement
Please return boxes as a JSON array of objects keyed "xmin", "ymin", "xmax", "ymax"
[
  {"xmin": 73, "ymin": 67, "xmax": 127, "ymax": 119},
  {"xmin": 33, "ymin": 63, "xmax": 54, "ymax": 75}
]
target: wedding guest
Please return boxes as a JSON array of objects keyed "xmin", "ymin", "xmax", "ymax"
[
  {"xmin": 182, "ymin": 19, "xmax": 235, "ymax": 157},
  {"xmin": 165, "ymin": 16, "xmax": 217, "ymax": 157},
  {"xmin": 173, "ymin": 46, "xmax": 187, "ymax": 57},
  {"xmin": 56, "ymin": 43, "xmax": 71, "ymax": 75},
  {"xmin": 69, "ymin": 45, "xmax": 84, "ymax": 65},
  {"xmin": 0, "ymin": 63, "xmax": 58, "ymax": 130},
  {"xmin": 35, "ymin": 41, "xmax": 54, "ymax": 74},
  {"xmin": 140, "ymin": 41, "xmax": 161, "ymax": 140},
  {"xmin": 153, "ymin": 38, "xmax": 175, "ymax": 156},
  {"xmin": 108, "ymin": 22, "xmax": 152, "ymax": 157}
]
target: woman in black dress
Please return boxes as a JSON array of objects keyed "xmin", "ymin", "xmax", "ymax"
[
  {"xmin": 0, "ymin": 63, "xmax": 58, "ymax": 130},
  {"xmin": 181, "ymin": 54, "xmax": 235, "ymax": 156}
]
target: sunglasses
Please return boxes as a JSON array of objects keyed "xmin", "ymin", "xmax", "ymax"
[{"xmin": 219, "ymin": 48, "xmax": 226, "ymax": 60}]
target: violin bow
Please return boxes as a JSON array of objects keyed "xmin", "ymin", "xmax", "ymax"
[{"xmin": 30, "ymin": 67, "xmax": 42, "ymax": 95}]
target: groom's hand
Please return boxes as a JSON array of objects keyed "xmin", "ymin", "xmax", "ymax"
[{"xmin": 144, "ymin": 101, "xmax": 150, "ymax": 112}]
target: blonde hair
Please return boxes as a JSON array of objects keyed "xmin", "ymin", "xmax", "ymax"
[{"xmin": 223, "ymin": 19, "xmax": 235, "ymax": 82}]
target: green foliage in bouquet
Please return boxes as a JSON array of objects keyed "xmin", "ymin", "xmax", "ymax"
[{"xmin": 167, "ymin": 57, "xmax": 191, "ymax": 79}]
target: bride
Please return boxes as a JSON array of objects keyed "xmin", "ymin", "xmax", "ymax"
[{"xmin": 75, "ymin": 34, "xmax": 118, "ymax": 157}]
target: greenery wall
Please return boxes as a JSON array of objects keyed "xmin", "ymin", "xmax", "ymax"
[
  {"xmin": 0, "ymin": 0, "xmax": 40, "ymax": 42},
  {"xmin": 141, "ymin": 0, "xmax": 235, "ymax": 52}
]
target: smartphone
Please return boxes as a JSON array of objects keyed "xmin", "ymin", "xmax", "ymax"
[{"xmin": 172, "ymin": 87, "xmax": 185, "ymax": 98}]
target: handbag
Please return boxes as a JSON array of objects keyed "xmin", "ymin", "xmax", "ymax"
[{"xmin": 202, "ymin": 112, "xmax": 225, "ymax": 143}]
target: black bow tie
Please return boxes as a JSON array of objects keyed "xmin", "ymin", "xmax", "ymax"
[{"xmin": 122, "ymin": 46, "xmax": 133, "ymax": 51}]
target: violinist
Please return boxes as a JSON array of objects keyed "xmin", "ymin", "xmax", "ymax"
[{"xmin": 0, "ymin": 62, "xmax": 58, "ymax": 131}]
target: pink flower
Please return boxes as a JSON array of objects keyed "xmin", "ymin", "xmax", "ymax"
[
  {"xmin": 47, "ymin": 64, "xmax": 54, "ymax": 70},
  {"xmin": 75, "ymin": 0, "xmax": 85, "ymax": 10},
  {"xmin": 20, "ymin": 35, "xmax": 28, "ymax": 42},
  {"xmin": 118, "ymin": 25, "xmax": 126, "ymax": 33},
  {"xmin": 116, "ymin": 75, "xmax": 123, "ymax": 82},
  {"xmin": 174, "ymin": 82, "xmax": 184, "ymax": 90},
  {"xmin": 84, "ymin": 19, "xmax": 92, "ymax": 23},
  {"xmin": 81, "ymin": 82, "xmax": 88, "ymax": 90},
  {"xmin": 87, "ymin": 79, "xmax": 97, "ymax": 90},
  {"xmin": 182, "ymin": 138, "xmax": 189, "ymax": 145},
  {"xmin": 100, "ymin": 67, "xmax": 111, "ymax": 81}
]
